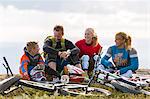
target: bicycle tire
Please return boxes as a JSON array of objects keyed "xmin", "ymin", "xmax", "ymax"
[
  {"xmin": 112, "ymin": 81, "xmax": 150, "ymax": 95},
  {"xmin": 61, "ymin": 84, "xmax": 111, "ymax": 96},
  {"xmin": 18, "ymin": 80, "xmax": 58, "ymax": 92},
  {"xmin": 0, "ymin": 76, "xmax": 20, "ymax": 94},
  {"xmin": 111, "ymin": 81, "xmax": 141, "ymax": 94}
]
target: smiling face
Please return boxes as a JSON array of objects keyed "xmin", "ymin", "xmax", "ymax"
[
  {"xmin": 115, "ymin": 32, "xmax": 127, "ymax": 48},
  {"xmin": 84, "ymin": 28, "xmax": 95, "ymax": 44},
  {"xmin": 31, "ymin": 44, "xmax": 40, "ymax": 55}
]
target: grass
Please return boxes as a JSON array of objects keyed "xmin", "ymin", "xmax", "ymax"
[
  {"xmin": 0, "ymin": 89, "xmax": 150, "ymax": 99},
  {"xmin": 1, "ymin": 83, "xmax": 150, "ymax": 99},
  {"xmin": 1, "ymin": 75, "xmax": 150, "ymax": 99}
]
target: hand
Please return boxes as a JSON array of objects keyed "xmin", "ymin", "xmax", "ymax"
[
  {"xmin": 22, "ymin": 72, "xmax": 30, "ymax": 80},
  {"xmin": 59, "ymin": 51, "xmax": 70, "ymax": 59},
  {"xmin": 113, "ymin": 57, "xmax": 119, "ymax": 63}
]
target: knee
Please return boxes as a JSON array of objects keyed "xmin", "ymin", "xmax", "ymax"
[
  {"xmin": 48, "ymin": 61, "xmax": 56, "ymax": 71},
  {"xmin": 81, "ymin": 55, "xmax": 90, "ymax": 70},
  {"xmin": 127, "ymin": 70, "xmax": 133, "ymax": 74},
  {"xmin": 81, "ymin": 55, "xmax": 90, "ymax": 61},
  {"xmin": 122, "ymin": 70, "xmax": 133, "ymax": 78}
]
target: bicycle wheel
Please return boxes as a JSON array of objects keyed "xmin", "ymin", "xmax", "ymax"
[
  {"xmin": 19, "ymin": 80, "xmax": 57, "ymax": 92},
  {"xmin": 60, "ymin": 84, "xmax": 111, "ymax": 96},
  {"xmin": 0, "ymin": 76, "xmax": 20, "ymax": 94},
  {"xmin": 111, "ymin": 81, "xmax": 141, "ymax": 94}
]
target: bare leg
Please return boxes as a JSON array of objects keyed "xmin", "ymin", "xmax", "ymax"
[{"xmin": 48, "ymin": 62, "xmax": 57, "ymax": 71}]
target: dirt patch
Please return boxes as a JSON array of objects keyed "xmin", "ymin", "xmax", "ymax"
[
  {"xmin": 136, "ymin": 69, "xmax": 150, "ymax": 75},
  {"xmin": 0, "ymin": 74, "xmax": 21, "ymax": 81}
]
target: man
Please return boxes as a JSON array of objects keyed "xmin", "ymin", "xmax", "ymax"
[
  {"xmin": 19, "ymin": 41, "xmax": 46, "ymax": 81},
  {"xmin": 43, "ymin": 25, "xmax": 81, "ymax": 74}
]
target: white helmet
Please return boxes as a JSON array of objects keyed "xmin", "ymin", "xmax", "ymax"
[
  {"xmin": 66, "ymin": 64, "xmax": 85, "ymax": 83},
  {"xmin": 67, "ymin": 64, "xmax": 84, "ymax": 74}
]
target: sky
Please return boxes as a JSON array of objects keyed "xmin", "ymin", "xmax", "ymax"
[
  {"xmin": 0, "ymin": 0, "xmax": 150, "ymax": 73},
  {"xmin": 0, "ymin": 0, "xmax": 150, "ymax": 43}
]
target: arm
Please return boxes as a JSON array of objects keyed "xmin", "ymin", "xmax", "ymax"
[
  {"xmin": 65, "ymin": 39, "xmax": 80, "ymax": 55},
  {"xmin": 119, "ymin": 48, "xmax": 139, "ymax": 74},
  {"xmin": 101, "ymin": 47, "xmax": 114, "ymax": 68},
  {"xmin": 20, "ymin": 55, "xmax": 30, "ymax": 80},
  {"xmin": 43, "ymin": 38, "xmax": 59, "ymax": 56},
  {"xmin": 20, "ymin": 55, "xmax": 29, "ymax": 73}
]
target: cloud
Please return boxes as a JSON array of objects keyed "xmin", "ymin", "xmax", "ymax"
[
  {"xmin": 0, "ymin": 0, "xmax": 149, "ymax": 14},
  {"xmin": 0, "ymin": 1, "xmax": 149, "ymax": 73},
  {"xmin": 0, "ymin": 1, "xmax": 149, "ymax": 43}
]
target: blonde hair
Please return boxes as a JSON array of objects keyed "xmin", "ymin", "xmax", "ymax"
[
  {"xmin": 115, "ymin": 32, "xmax": 133, "ymax": 50},
  {"xmin": 85, "ymin": 28, "xmax": 95, "ymax": 35},
  {"xmin": 85, "ymin": 28, "xmax": 98, "ymax": 47},
  {"xmin": 26, "ymin": 41, "xmax": 38, "ymax": 52},
  {"xmin": 115, "ymin": 32, "xmax": 127, "ymax": 41},
  {"xmin": 126, "ymin": 35, "xmax": 132, "ymax": 50}
]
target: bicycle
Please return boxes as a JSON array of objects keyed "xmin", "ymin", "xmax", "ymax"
[{"xmin": 0, "ymin": 57, "xmax": 111, "ymax": 96}]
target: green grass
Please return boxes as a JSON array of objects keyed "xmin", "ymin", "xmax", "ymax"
[
  {"xmin": 1, "ymin": 74, "xmax": 150, "ymax": 99},
  {"xmin": 1, "ymin": 84, "xmax": 150, "ymax": 99}
]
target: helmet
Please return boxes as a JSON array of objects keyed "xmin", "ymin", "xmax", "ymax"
[{"xmin": 66, "ymin": 64, "xmax": 85, "ymax": 83}]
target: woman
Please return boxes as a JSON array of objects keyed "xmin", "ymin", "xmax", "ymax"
[
  {"xmin": 101, "ymin": 32, "xmax": 139, "ymax": 77},
  {"xmin": 75, "ymin": 28, "xmax": 102, "ymax": 77}
]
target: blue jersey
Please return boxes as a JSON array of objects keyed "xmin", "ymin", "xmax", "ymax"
[{"xmin": 101, "ymin": 45, "xmax": 139, "ymax": 74}]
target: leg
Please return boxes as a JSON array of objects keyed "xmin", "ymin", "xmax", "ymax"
[
  {"xmin": 48, "ymin": 62, "xmax": 57, "ymax": 71},
  {"xmin": 80, "ymin": 55, "xmax": 90, "ymax": 78},
  {"xmin": 69, "ymin": 54, "xmax": 81, "ymax": 68},
  {"xmin": 121, "ymin": 70, "xmax": 133, "ymax": 78},
  {"xmin": 81, "ymin": 55, "xmax": 90, "ymax": 70},
  {"xmin": 88, "ymin": 57, "xmax": 95, "ymax": 78},
  {"xmin": 45, "ymin": 53, "xmax": 57, "ymax": 71}
]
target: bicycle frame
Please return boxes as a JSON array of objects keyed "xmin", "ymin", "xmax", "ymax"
[{"xmin": 90, "ymin": 53, "xmax": 150, "ymax": 95}]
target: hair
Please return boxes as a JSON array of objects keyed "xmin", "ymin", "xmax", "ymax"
[
  {"xmin": 85, "ymin": 28, "xmax": 95, "ymax": 35},
  {"xmin": 126, "ymin": 35, "xmax": 132, "ymax": 50},
  {"xmin": 85, "ymin": 28, "xmax": 98, "ymax": 47},
  {"xmin": 26, "ymin": 41, "xmax": 38, "ymax": 52},
  {"xmin": 115, "ymin": 32, "xmax": 132, "ymax": 50},
  {"xmin": 53, "ymin": 25, "xmax": 64, "ymax": 35},
  {"xmin": 115, "ymin": 32, "xmax": 127, "ymax": 41}
]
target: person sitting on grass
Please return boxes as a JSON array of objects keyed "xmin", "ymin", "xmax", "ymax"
[
  {"xmin": 19, "ymin": 41, "xmax": 46, "ymax": 81},
  {"xmin": 100, "ymin": 32, "xmax": 139, "ymax": 78},
  {"xmin": 75, "ymin": 28, "xmax": 102, "ymax": 78},
  {"xmin": 43, "ymin": 25, "xmax": 81, "ymax": 76}
]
